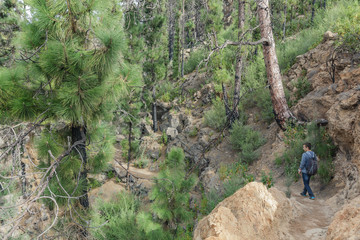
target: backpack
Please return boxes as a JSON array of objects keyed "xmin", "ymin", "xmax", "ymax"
[{"xmin": 305, "ymin": 152, "xmax": 318, "ymax": 176}]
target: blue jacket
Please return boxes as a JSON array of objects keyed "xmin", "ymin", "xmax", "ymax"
[{"xmin": 299, "ymin": 151, "xmax": 316, "ymax": 174}]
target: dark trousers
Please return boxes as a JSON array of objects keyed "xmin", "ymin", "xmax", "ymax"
[{"xmin": 301, "ymin": 173, "xmax": 314, "ymax": 197}]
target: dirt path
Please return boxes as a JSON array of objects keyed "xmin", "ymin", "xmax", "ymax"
[{"xmin": 285, "ymin": 183, "xmax": 335, "ymax": 240}]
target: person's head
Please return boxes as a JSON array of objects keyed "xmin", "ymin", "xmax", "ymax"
[{"xmin": 303, "ymin": 142, "xmax": 311, "ymax": 151}]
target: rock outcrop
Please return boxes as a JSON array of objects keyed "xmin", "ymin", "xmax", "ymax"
[
  {"xmin": 285, "ymin": 31, "xmax": 360, "ymax": 204},
  {"xmin": 326, "ymin": 196, "xmax": 360, "ymax": 240},
  {"xmin": 194, "ymin": 182, "xmax": 298, "ymax": 240}
]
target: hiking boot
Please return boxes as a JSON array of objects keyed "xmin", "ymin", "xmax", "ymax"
[
  {"xmin": 309, "ymin": 196, "xmax": 315, "ymax": 200},
  {"xmin": 300, "ymin": 193, "xmax": 307, "ymax": 197}
]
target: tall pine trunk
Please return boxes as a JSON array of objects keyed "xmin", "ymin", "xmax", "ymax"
[
  {"xmin": 168, "ymin": 0, "xmax": 175, "ymax": 61},
  {"xmin": 283, "ymin": 0, "xmax": 287, "ymax": 40},
  {"xmin": 257, "ymin": 0, "xmax": 295, "ymax": 130},
  {"xmin": 231, "ymin": 0, "xmax": 246, "ymax": 123},
  {"xmin": 181, "ymin": 0, "xmax": 185, "ymax": 77},
  {"xmin": 71, "ymin": 125, "xmax": 89, "ymax": 208},
  {"xmin": 152, "ymin": 87, "xmax": 158, "ymax": 132},
  {"xmin": 311, "ymin": 0, "xmax": 316, "ymax": 24}
]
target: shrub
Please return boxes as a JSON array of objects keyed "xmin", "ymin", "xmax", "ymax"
[
  {"xmin": 333, "ymin": 2, "xmax": 360, "ymax": 52},
  {"xmin": 184, "ymin": 48, "xmax": 209, "ymax": 75},
  {"xmin": 229, "ymin": 121, "xmax": 266, "ymax": 164},
  {"xmin": 293, "ymin": 77, "xmax": 312, "ymax": 102},
  {"xmin": 277, "ymin": 0, "xmax": 360, "ymax": 71},
  {"xmin": 188, "ymin": 127, "xmax": 198, "ymax": 138},
  {"xmin": 150, "ymin": 148, "xmax": 197, "ymax": 234},
  {"xmin": 277, "ymin": 122, "xmax": 336, "ymax": 182},
  {"xmin": 204, "ymin": 98, "xmax": 227, "ymax": 131},
  {"xmin": 261, "ymin": 171, "xmax": 274, "ymax": 189},
  {"xmin": 91, "ymin": 192, "xmax": 169, "ymax": 240}
]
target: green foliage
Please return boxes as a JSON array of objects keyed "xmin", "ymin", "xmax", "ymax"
[
  {"xmin": 161, "ymin": 130, "xmax": 168, "ymax": 145},
  {"xmin": 229, "ymin": 121, "xmax": 266, "ymax": 164},
  {"xmin": 150, "ymin": 148, "xmax": 197, "ymax": 233},
  {"xmin": 245, "ymin": 88, "xmax": 273, "ymax": 124},
  {"xmin": 277, "ymin": 122, "xmax": 336, "ymax": 182},
  {"xmin": 188, "ymin": 127, "xmax": 198, "ymax": 138},
  {"xmin": 91, "ymin": 192, "xmax": 169, "ymax": 240},
  {"xmin": 204, "ymin": 98, "xmax": 226, "ymax": 131},
  {"xmin": 156, "ymin": 81, "xmax": 180, "ymax": 102},
  {"xmin": 184, "ymin": 48, "xmax": 208, "ymax": 75},
  {"xmin": 120, "ymin": 138, "xmax": 140, "ymax": 160},
  {"xmin": 88, "ymin": 178, "xmax": 102, "ymax": 189},
  {"xmin": 261, "ymin": 171, "xmax": 274, "ymax": 189},
  {"xmin": 293, "ymin": 77, "xmax": 312, "ymax": 102},
  {"xmin": 277, "ymin": 0, "xmax": 360, "ymax": 71},
  {"xmin": 333, "ymin": 2, "xmax": 360, "ymax": 51}
]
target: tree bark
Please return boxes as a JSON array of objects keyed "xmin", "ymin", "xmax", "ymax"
[
  {"xmin": 223, "ymin": 0, "xmax": 234, "ymax": 27},
  {"xmin": 152, "ymin": 87, "xmax": 158, "ymax": 132},
  {"xmin": 71, "ymin": 125, "xmax": 89, "ymax": 208},
  {"xmin": 311, "ymin": 0, "xmax": 316, "ymax": 24},
  {"xmin": 231, "ymin": 0, "xmax": 246, "ymax": 122},
  {"xmin": 168, "ymin": 0, "xmax": 175, "ymax": 61},
  {"xmin": 181, "ymin": 0, "xmax": 185, "ymax": 77},
  {"xmin": 127, "ymin": 122, "xmax": 132, "ymax": 190},
  {"xmin": 222, "ymin": 83, "xmax": 231, "ymax": 118},
  {"xmin": 283, "ymin": 0, "xmax": 287, "ymax": 40},
  {"xmin": 257, "ymin": 0, "xmax": 295, "ymax": 130},
  {"xmin": 323, "ymin": 0, "xmax": 326, "ymax": 9}
]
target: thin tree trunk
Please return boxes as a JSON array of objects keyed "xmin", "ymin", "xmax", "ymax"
[
  {"xmin": 323, "ymin": 0, "xmax": 326, "ymax": 9},
  {"xmin": 127, "ymin": 122, "xmax": 132, "ymax": 190},
  {"xmin": 257, "ymin": 0, "xmax": 295, "ymax": 130},
  {"xmin": 168, "ymin": 0, "xmax": 175, "ymax": 60},
  {"xmin": 223, "ymin": 0, "xmax": 234, "ymax": 27},
  {"xmin": 311, "ymin": 0, "xmax": 316, "ymax": 24},
  {"xmin": 181, "ymin": 0, "xmax": 185, "ymax": 77},
  {"xmin": 152, "ymin": 87, "xmax": 157, "ymax": 132},
  {"xmin": 222, "ymin": 83, "xmax": 231, "ymax": 118},
  {"xmin": 283, "ymin": 0, "xmax": 287, "ymax": 40},
  {"xmin": 231, "ymin": 0, "xmax": 246, "ymax": 123},
  {"xmin": 71, "ymin": 125, "xmax": 89, "ymax": 208}
]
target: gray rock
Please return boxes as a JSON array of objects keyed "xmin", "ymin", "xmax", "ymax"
[
  {"xmin": 0, "ymin": 136, "xmax": 5, "ymax": 148},
  {"xmin": 116, "ymin": 134, "xmax": 126, "ymax": 143},
  {"xmin": 166, "ymin": 127, "xmax": 178, "ymax": 140},
  {"xmin": 199, "ymin": 167, "xmax": 224, "ymax": 194}
]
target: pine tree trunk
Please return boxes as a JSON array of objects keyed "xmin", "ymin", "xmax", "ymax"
[
  {"xmin": 71, "ymin": 125, "xmax": 89, "ymax": 208},
  {"xmin": 181, "ymin": 0, "xmax": 185, "ymax": 77},
  {"xmin": 223, "ymin": 0, "xmax": 234, "ymax": 27},
  {"xmin": 152, "ymin": 87, "xmax": 158, "ymax": 132},
  {"xmin": 231, "ymin": 0, "xmax": 246, "ymax": 123},
  {"xmin": 222, "ymin": 83, "xmax": 231, "ymax": 118},
  {"xmin": 127, "ymin": 122, "xmax": 132, "ymax": 190},
  {"xmin": 311, "ymin": 0, "xmax": 316, "ymax": 24},
  {"xmin": 257, "ymin": 0, "xmax": 295, "ymax": 130},
  {"xmin": 168, "ymin": 0, "xmax": 175, "ymax": 61},
  {"xmin": 283, "ymin": 0, "xmax": 287, "ymax": 40}
]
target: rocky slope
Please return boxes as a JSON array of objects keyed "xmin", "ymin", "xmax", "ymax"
[{"xmin": 194, "ymin": 31, "xmax": 360, "ymax": 239}]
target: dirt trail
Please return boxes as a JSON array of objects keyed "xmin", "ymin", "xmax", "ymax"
[{"xmin": 284, "ymin": 183, "xmax": 335, "ymax": 240}]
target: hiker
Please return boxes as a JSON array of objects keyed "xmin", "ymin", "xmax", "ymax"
[{"xmin": 298, "ymin": 142, "xmax": 317, "ymax": 200}]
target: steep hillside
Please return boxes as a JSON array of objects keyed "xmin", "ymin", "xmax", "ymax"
[{"xmin": 194, "ymin": 31, "xmax": 360, "ymax": 240}]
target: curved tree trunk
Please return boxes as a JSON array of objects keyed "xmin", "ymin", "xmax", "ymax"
[
  {"xmin": 257, "ymin": 0, "xmax": 295, "ymax": 130},
  {"xmin": 71, "ymin": 125, "xmax": 89, "ymax": 208}
]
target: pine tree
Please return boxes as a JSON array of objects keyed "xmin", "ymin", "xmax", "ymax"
[
  {"xmin": 0, "ymin": 0, "xmax": 19, "ymax": 67},
  {"xmin": 0, "ymin": 0, "xmax": 127, "ymax": 208},
  {"xmin": 150, "ymin": 147, "xmax": 197, "ymax": 235}
]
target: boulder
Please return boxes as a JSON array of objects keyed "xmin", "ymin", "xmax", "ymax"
[
  {"xmin": 326, "ymin": 196, "xmax": 360, "ymax": 240},
  {"xmin": 194, "ymin": 182, "xmax": 297, "ymax": 240}
]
